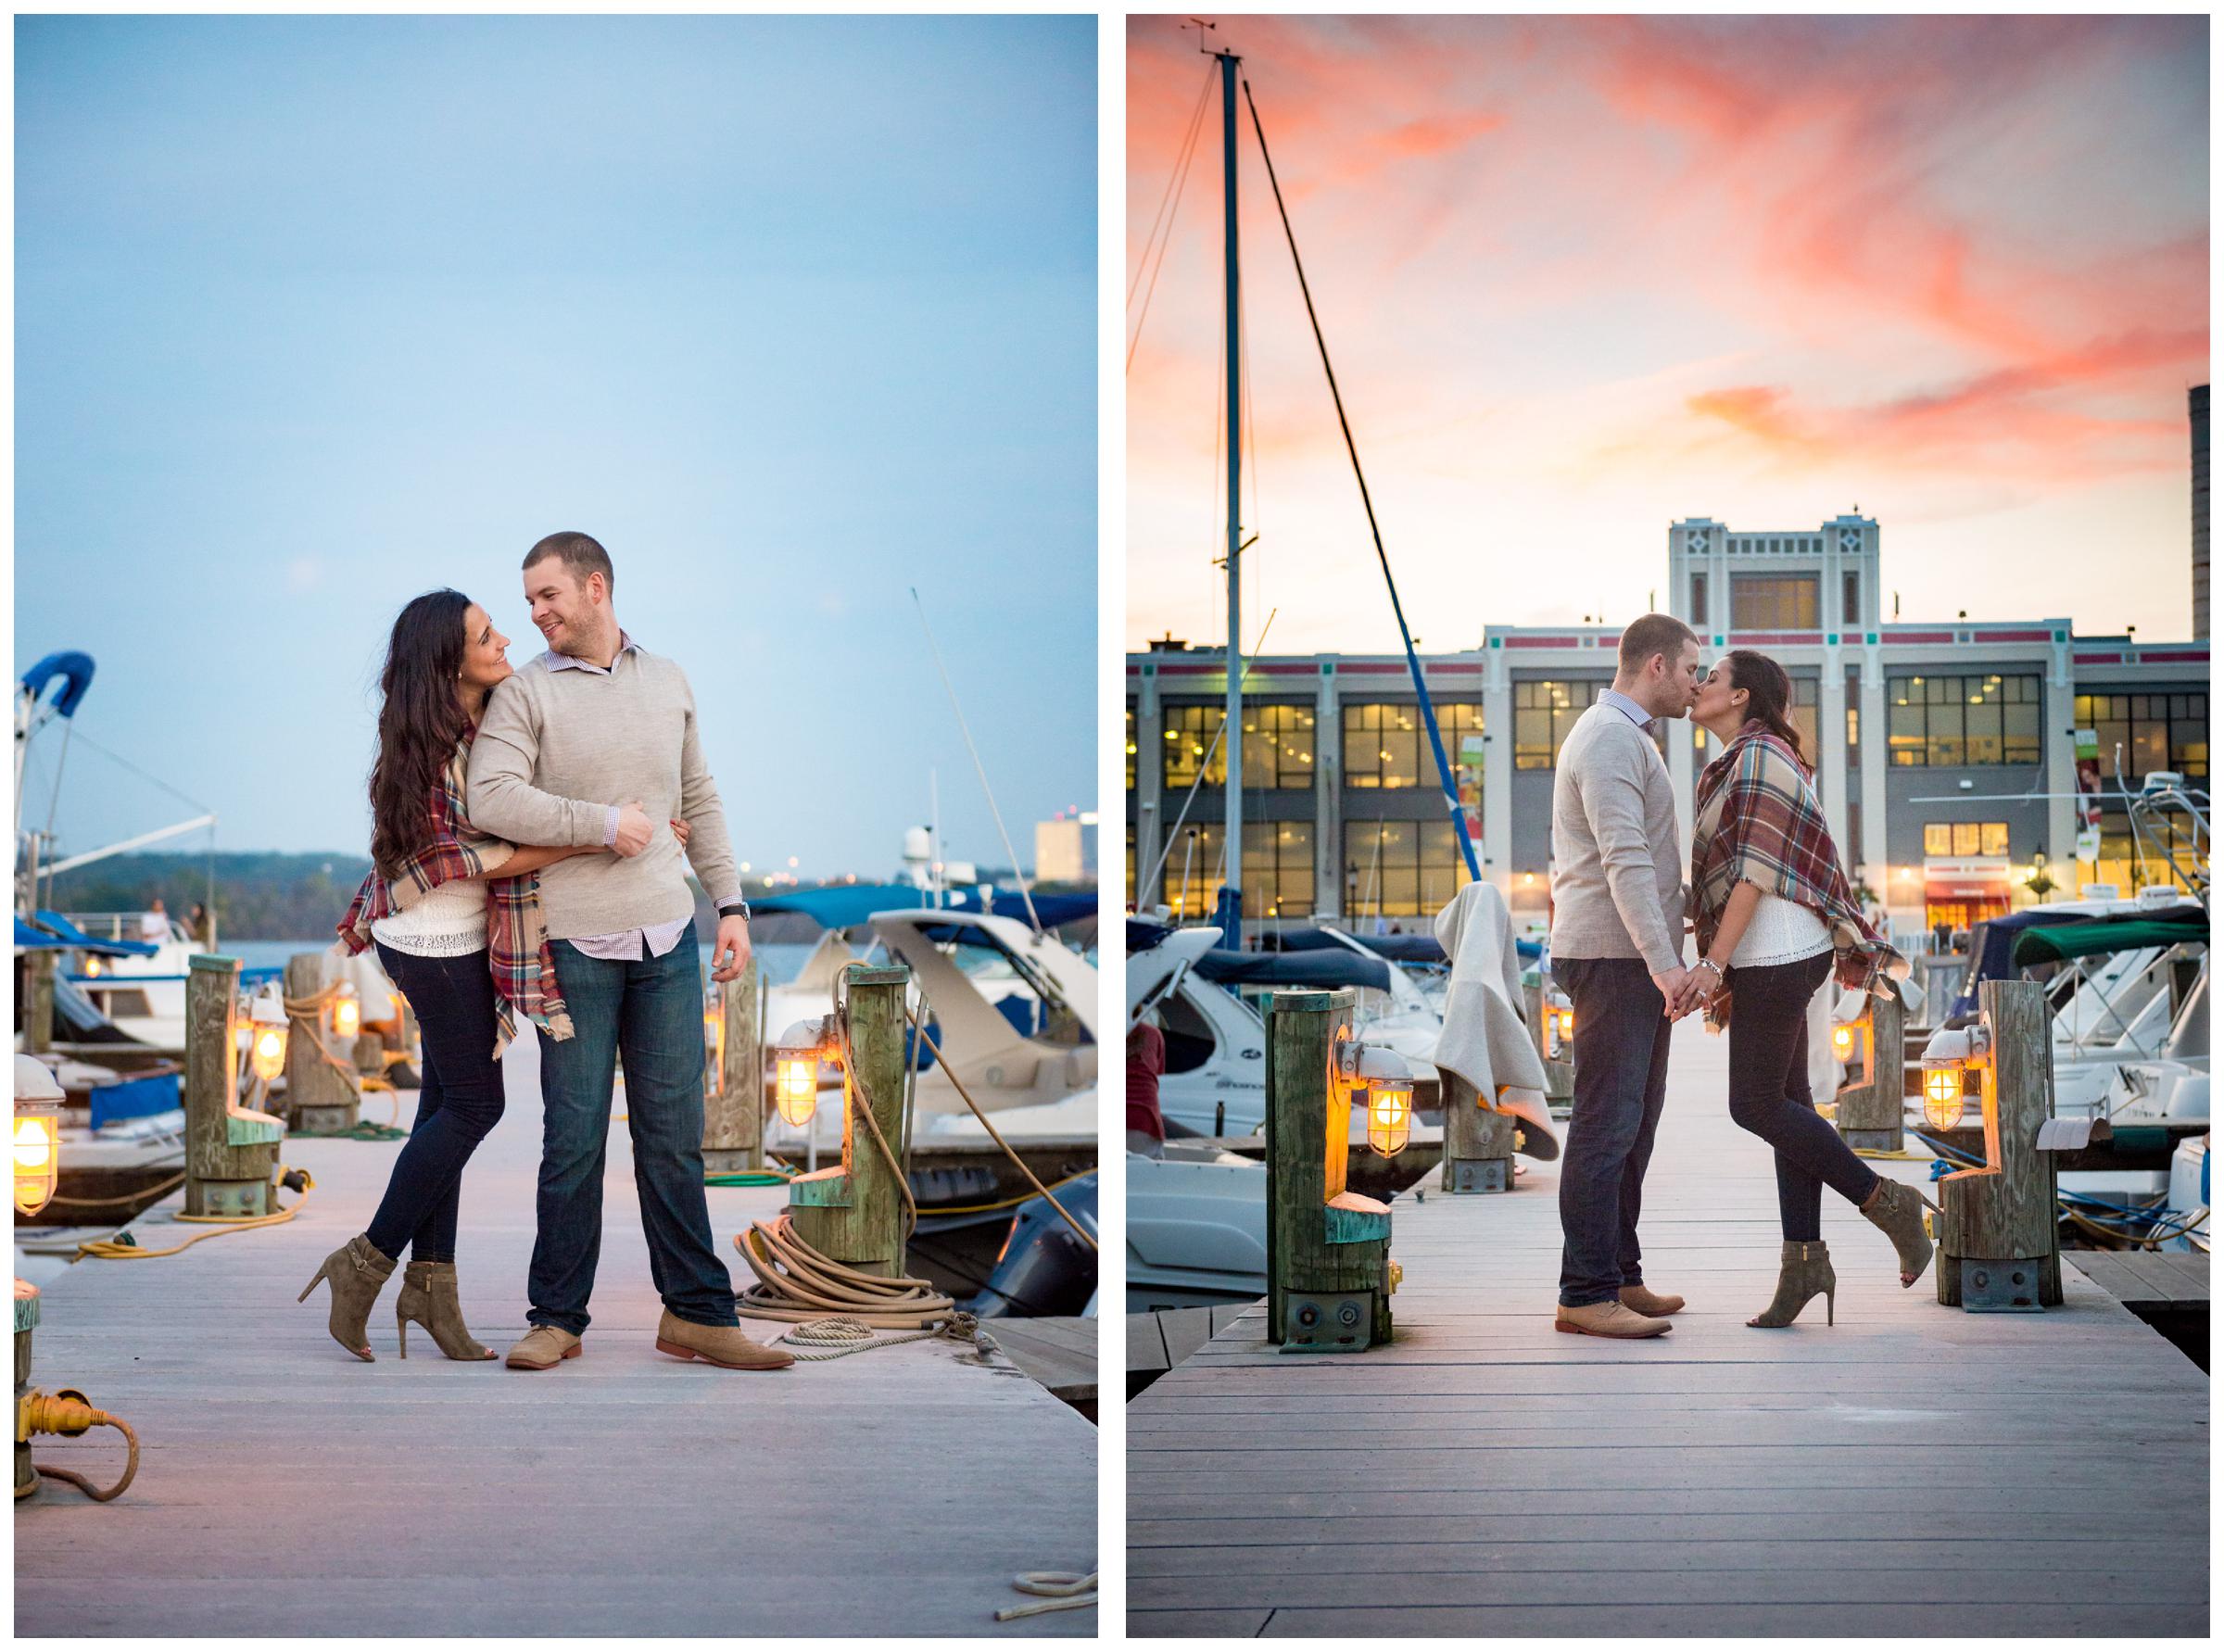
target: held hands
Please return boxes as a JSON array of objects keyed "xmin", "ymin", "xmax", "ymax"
[
  {"xmin": 671, "ymin": 818, "xmax": 691, "ymax": 851},
  {"xmin": 613, "ymin": 801, "xmax": 655, "ymax": 857},
  {"xmin": 710, "ymin": 913, "xmax": 752, "ymax": 984},
  {"xmin": 1668, "ymin": 962, "xmax": 1723, "ymax": 1022}
]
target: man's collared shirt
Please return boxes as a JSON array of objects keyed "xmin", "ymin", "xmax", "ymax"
[
  {"xmin": 1598, "ymin": 687, "xmax": 1654, "ymax": 733},
  {"xmin": 541, "ymin": 631, "xmax": 709, "ymax": 961}
]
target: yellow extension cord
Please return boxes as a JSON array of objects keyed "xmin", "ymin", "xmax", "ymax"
[
  {"xmin": 74, "ymin": 1171, "xmax": 314, "ymax": 1260},
  {"xmin": 18, "ymin": 1391, "xmax": 140, "ymax": 1503}
]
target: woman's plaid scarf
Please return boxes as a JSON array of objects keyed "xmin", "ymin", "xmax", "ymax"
[
  {"xmin": 336, "ymin": 734, "xmax": 573, "ymax": 1056},
  {"xmin": 1691, "ymin": 719, "xmax": 1904, "ymax": 1030}
]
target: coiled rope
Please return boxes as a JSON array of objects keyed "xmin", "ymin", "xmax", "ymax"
[
  {"xmin": 734, "ymin": 1213, "xmax": 956, "ymax": 1329},
  {"xmin": 996, "ymin": 1570, "xmax": 1099, "ymax": 1620}
]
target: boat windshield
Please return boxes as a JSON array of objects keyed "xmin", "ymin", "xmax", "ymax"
[{"xmin": 937, "ymin": 932, "xmax": 1091, "ymax": 1047}]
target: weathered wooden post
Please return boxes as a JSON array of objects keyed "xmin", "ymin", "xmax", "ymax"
[
  {"xmin": 183, "ymin": 955, "xmax": 284, "ymax": 1219},
  {"xmin": 1933, "ymin": 978, "xmax": 2062, "ymax": 1311},
  {"xmin": 785, "ymin": 965, "xmax": 908, "ymax": 1278},
  {"xmin": 1832, "ymin": 984, "xmax": 1905, "ymax": 1152},
  {"xmin": 1266, "ymin": 989, "xmax": 1394, "ymax": 1352},
  {"xmin": 701, "ymin": 957, "xmax": 763, "ymax": 1174},
  {"xmin": 21, "ymin": 952, "xmax": 56, "ymax": 1056},
  {"xmin": 281, "ymin": 954, "xmax": 359, "ymax": 1133},
  {"xmin": 13, "ymin": 1280, "xmax": 38, "ymax": 1500},
  {"xmin": 1437, "ymin": 1070, "xmax": 1517, "ymax": 1193},
  {"xmin": 1523, "ymin": 977, "xmax": 1573, "ymax": 1110}
]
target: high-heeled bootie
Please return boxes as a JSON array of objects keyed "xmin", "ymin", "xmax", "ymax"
[
  {"xmin": 1860, "ymin": 1177, "xmax": 1938, "ymax": 1288},
  {"xmin": 1748, "ymin": 1240, "xmax": 1836, "ymax": 1328},
  {"xmin": 396, "ymin": 1260, "xmax": 497, "ymax": 1361},
  {"xmin": 297, "ymin": 1234, "xmax": 398, "ymax": 1361}
]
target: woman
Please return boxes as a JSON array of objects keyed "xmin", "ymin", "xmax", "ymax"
[
  {"xmin": 1684, "ymin": 649, "xmax": 1934, "ymax": 1328},
  {"xmin": 301, "ymin": 589, "xmax": 677, "ymax": 1362}
]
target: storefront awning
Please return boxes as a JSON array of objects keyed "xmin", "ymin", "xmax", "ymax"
[{"xmin": 1924, "ymin": 876, "xmax": 2009, "ymax": 901}]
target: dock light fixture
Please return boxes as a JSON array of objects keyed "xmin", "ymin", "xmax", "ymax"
[
  {"xmin": 774, "ymin": 1016, "xmax": 833, "ymax": 1128},
  {"xmin": 1544, "ymin": 1000, "xmax": 1574, "ymax": 1061},
  {"xmin": 82, "ymin": 957, "xmax": 102, "ymax": 979},
  {"xmin": 329, "ymin": 983, "xmax": 360, "ymax": 1043},
  {"xmin": 13, "ymin": 1058, "xmax": 62, "ymax": 1219},
  {"xmin": 1919, "ymin": 1023, "xmax": 1990, "ymax": 1132},
  {"xmin": 1338, "ymin": 1040, "xmax": 1413, "ymax": 1158},
  {"xmin": 1832, "ymin": 1022, "xmax": 1855, "ymax": 1061},
  {"xmin": 247, "ymin": 988, "xmax": 289, "ymax": 1084}
]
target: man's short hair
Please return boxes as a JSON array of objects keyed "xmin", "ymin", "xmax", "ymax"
[
  {"xmin": 524, "ymin": 532, "xmax": 614, "ymax": 597},
  {"xmin": 1618, "ymin": 612, "xmax": 1699, "ymax": 675}
]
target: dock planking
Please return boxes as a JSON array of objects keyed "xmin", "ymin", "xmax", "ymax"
[
  {"xmin": 1128, "ymin": 1016, "xmax": 2207, "ymax": 1636},
  {"xmin": 17, "ymin": 1031, "xmax": 1095, "ymax": 1637}
]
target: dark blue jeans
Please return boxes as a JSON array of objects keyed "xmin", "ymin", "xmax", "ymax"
[
  {"xmin": 526, "ymin": 938, "xmax": 737, "ymax": 1335},
  {"xmin": 364, "ymin": 945, "xmax": 509, "ymax": 1266},
  {"xmin": 1725, "ymin": 950, "xmax": 1882, "ymax": 1242},
  {"xmin": 1555, "ymin": 956, "xmax": 1675, "ymax": 1308}
]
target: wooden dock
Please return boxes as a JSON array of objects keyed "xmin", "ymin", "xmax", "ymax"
[
  {"xmin": 1129, "ymin": 1019, "xmax": 2207, "ymax": 1636},
  {"xmin": 17, "ymin": 1033, "xmax": 1096, "ymax": 1636}
]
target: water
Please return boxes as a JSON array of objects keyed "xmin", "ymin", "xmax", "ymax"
[{"xmin": 227, "ymin": 939, "xmax": 817, "ymax": 985}]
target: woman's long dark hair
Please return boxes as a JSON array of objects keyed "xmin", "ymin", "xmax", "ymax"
[
  {"xmin": 1724, "ymin": 649, "xmax": 1809, "ymax": 773},
  {"xmin": 370, "ymin": 589, "xmax": 474, "ymax": 878}
]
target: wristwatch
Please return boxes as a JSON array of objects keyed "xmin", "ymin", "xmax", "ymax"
[{"xmin": 715, "ymin": 900, "xmax": 752, "ymax": 921}]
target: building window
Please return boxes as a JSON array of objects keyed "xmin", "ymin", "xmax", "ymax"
[
  {"xmin": 1345, "ymin": 818, "xmax": 1473, "ymax": 918},
  {"xmin": 1125, "ymin": 705, "xmax": 1137, "ymax": 793},
  {"xmin": 2085, "ymin": 816, "xmax": 2199, "ymax": 893},
  {"xmin": 1125, "ymin": 827, "xmax": 1136, "ymax": 907},
  {"xmin": 1690, "ymin": 573, "xmax": 1707, "ymax": 627},
  {"xmin": 2075, "ymin": 692, "xmax": 2208, "ymax": 780},
  {"xmin": 1512, "ymin": 680, "xmax": 1605, "ymax": 770},
  {"xmin": 1343, "ymin": 701, "xmax": 1482, "ymax": 790},
  {"xmin": 1788, "ymin": 677, "xmax": 1819, "ymax": 756},
  {"xmin": 1842, "ymin": 571, "xmax": 1860, "ymax": 625},
  {"xmin": 1922, "ymin": 821, "xmax": 2011, "ymax": 858},
  {"xmin": 1159, "ymin": 822, "xmax": 1220, "ymax": 918},
  {"xmin": 1241, "ymin": 703, "xmax": 1316, "ymax": 790},
  {"xmin": 1161, "ymin": 703, "xmax": 1225, "ymax": 790},
  {"xmin": 1245, "ymin": 822, "xmax": 1314, "ymax": 919},
  {"xmin": 1731, "ymin": 574, "xmax": 1819, "ymax": 629},
  {"xmin": 1847, "ymin": 705, "xmax": 1859, "ymax": 750},
  {"xmin": 1887, "ymin": 675, "xmax": 2042, "ymax": 766}
]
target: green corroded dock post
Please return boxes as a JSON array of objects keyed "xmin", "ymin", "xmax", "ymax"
[
  {"xmin": 1437, "ymin": 1070, "xmax": 1517, "ymax": 1193},
  {"xmin": 1832, "ymin": 982, "xmax": 1904, "ymax": 1153},
  {"xmin": 1936, "ymin": 978, "xmax": 2062, "ymax": 1311},
  {"xmin": 1265, "ymin": 988, "xmax": 1393, "ymax": 1351},
  {"xmin": 281, "ymin": 954, "xmax": 359, "ymax": 1133},
  {"xmin": 183, "ymin": 955, "xmax": 284, "ymax": 1219},
  {"xmin": 785, "ymin": 965, "xmax": 908, "ymax": 1278},
  {"xmin": 701, "ymin": 959, "xmax": 763, "ymax": 1174},
  {"xmin": 14, "ymin": 1282, "xmax": 38, "ymax": 1500}
]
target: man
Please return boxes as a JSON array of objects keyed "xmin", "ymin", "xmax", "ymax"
[
  {"xmin": 467, "ymin": 531, "xmax": 791, "ymax": 1372},
  {"xmin": 139, "ymin": 897, "xmax": 170, "ymax": 944},
  {"xmin": 1546, "ymin": 612, "xmax": 1701, "ymax": 1339}
]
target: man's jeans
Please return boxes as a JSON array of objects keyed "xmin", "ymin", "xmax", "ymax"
[
  {"xmin": 527, "ymin": 939, "xmax": 739, "ymax": 1334},
  {"xmin": 1555, "ymin": 955, "xmax": 1675, "ymax": 1308}
]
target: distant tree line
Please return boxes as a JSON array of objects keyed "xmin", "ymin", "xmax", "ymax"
[{"xmin": 44, "ymin": 851, "xmax": 374, "ymax": 941}]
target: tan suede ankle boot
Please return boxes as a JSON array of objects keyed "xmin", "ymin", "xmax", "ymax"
[
  {"xmin": 1748, "ymin": 1240, "xmax": 1835, "ymax": 1328},
  {"xmin": 297, "ymin": 1234, "xmax": 398, "ymax": 1361},
  {"xmin": 1861, "ymin": 1177, "xmax": 1938, "ymax": 1288},
  {"xmin": 396, "ymin": 1261, "xmax": 497, "ymax": 1361}
]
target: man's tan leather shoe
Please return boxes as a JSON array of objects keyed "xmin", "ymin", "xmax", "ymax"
[
  {"xmin": 1554, "ymin": 1300, "xmax": 1671, "ymax": 1338},
  {"xmin": 504, "ymin": 1325, "xmax": 583, "ymax": 1369},
  {"xmin": 1618, "ymin": 1283, "xmax": 1686, "ymax": 1317},
  {"xmin": 653, "ymin": 1310, "xmax": 795, "ymax": 1370}
]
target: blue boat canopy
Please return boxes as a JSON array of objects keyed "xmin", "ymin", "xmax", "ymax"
[
  {"xmin": 1270, "ymin": 928, "xmax": 1447, "ymax": 966},
  {"xmin": 751, "ymin": 884, "xmax": 1095, "ymax": 931},
  {"xmin": 19, "ymin": 651, "xmax": 95, "ymax": 719},
  {"xmin": 1193, "ymin": 948, "xmax": 1393, "ymax": 993},
  {"xmin": 17, "ymin": 913, "xmax": 157, "ymax": 957}
]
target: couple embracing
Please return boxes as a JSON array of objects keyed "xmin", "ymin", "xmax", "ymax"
[
  {"xmin": 301, "ymin": 532, "xmax": 793, "ymax": 1372},
  {"xmin": 1548, "ymin": 613, "xmax": 1934, "ymax": 1339}
]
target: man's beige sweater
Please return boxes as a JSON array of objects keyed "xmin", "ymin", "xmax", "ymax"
[
  {"xmin": 465, "ymin": 646, "xmax": 743, "ymax": 941},
  {"xmin": 1547, "ymin": 700, "xmax": 1686, "ymax": 975}
]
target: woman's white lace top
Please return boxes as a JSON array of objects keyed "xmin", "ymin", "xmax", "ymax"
[
  {"xmin": 369, "ymin": 875, "xmax": 487, "ymax": 957},
  {"xmin": 1728, "ymin": 891, "xmax": 1833, "ymax": 969}
]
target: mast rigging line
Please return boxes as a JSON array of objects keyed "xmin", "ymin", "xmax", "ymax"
[
  {"xmin": 1241, "ymin": 76, "xmax": 1483, "ymax": 885},
  {"xmin": 1142, "ymin": 606, "xmax": 1279, "ymax": 908},
  {"xmin": 1127, "ymin": 60, "xmax": 1217, "ymax": 372}
]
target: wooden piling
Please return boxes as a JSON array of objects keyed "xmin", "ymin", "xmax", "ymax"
[
  {"xmin": 1524, "ymin": 977, "xmax": 1573, "ymax": 1107},
  {"xmin": 1936, "ymin": 977, "xmax": 2062, "ymax": 1310},
  {"xmin": 1437, "ymin": 1069, "xmax": 1517, "ymax": 1193},
  {"xmin": 701, "ymin": 959, "xmax": 763, "ymax": 1174},
  {"xmin": 1264, "ymin": 988, "xmax": 1392, "ymax": 1351},
  {"xmin": 183, "ymin": 955, "xmax": 284, "ymax": 1219},
  {"xmin": 22, "ymin": 952, "xmax": 56, "ymax": 1055},
  {"xmin": 1833, "ymin": 983, "xmax": 1904, "ymax": 1151},
  {"xmin": 281, "ymin": 954, "xmax": 359, "ymax": 1133},
  {"xmin": 786, "ymin": 965, "xmax": 908, "ymax": 1277}
]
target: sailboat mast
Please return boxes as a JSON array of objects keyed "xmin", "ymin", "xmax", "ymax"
[{"xmin": 1217, "ymin": 45, "xmax": 1245, "ymax": 948}]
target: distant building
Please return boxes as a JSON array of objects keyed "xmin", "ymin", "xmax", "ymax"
[
  {"xmin": 1127, "ymin": 513, "xmax": 2207, "ymax": 941},
  {"xmin": 1034, "ymin": 810, "xmax": 1098, "ymax": 885},
  {"xmin": 2192, "ymin": 384, "xmax": 2208, "ymax": 639}
]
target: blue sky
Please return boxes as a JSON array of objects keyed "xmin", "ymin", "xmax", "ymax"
[{"xmin": 16, "ymin": 15, "xmax": 1096, "ymax": 880}]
